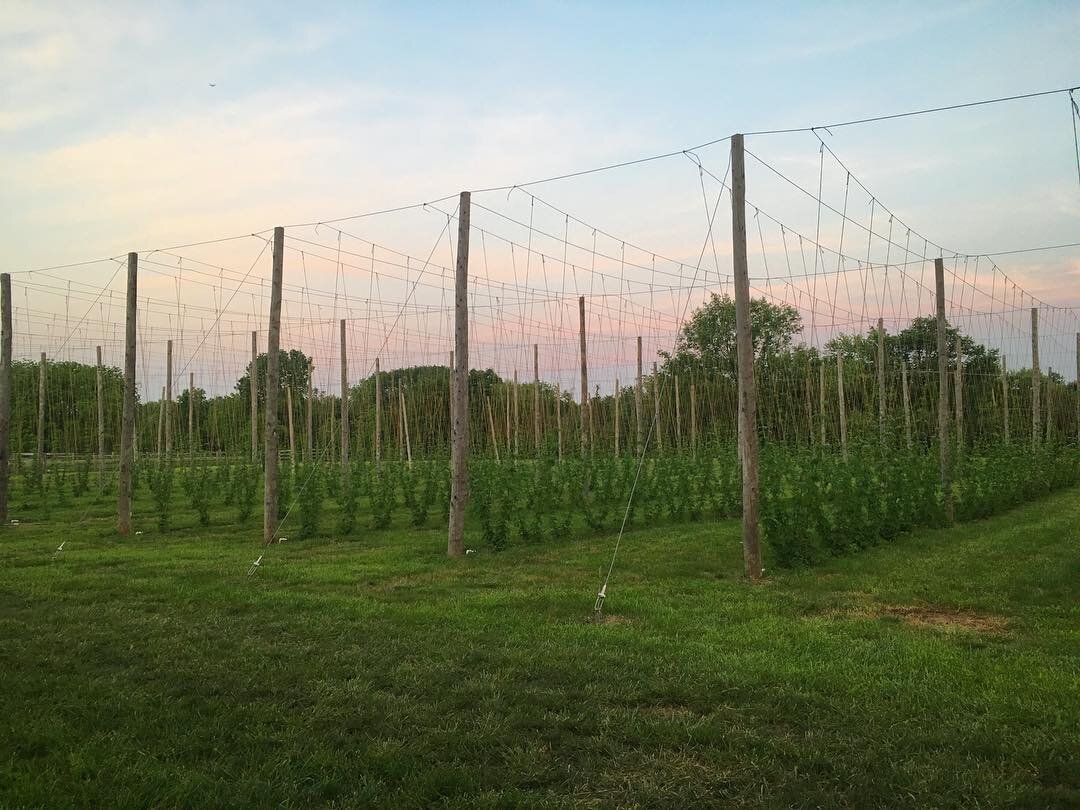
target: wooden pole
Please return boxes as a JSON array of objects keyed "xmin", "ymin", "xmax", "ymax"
[
  {"xmin": 689, "ymin": 381, "xmax": 698, "ymax": 456},
  {"xmin": 877, "ymin": 317, "xmax": 886, "ymax": 447},
  {"xmin": 400, "ymin": 385, "xmax": 412, "ymax": 466},
  {"xmin": 286, "ymin": 383, "xmax": 296, "ymax": 475},
  {"xmin": 250, "ymin": 330, "xmax": 258, "ymax": 463},
  {"xmin": 901, "ymin": 360, "xmax": 912, "ymax": 450},
  {"xmin": 613, "ymin": 378, "xmax": 621, "ymax": 456},
  {"xmin": 305, "ymin": 360, "xmax": 313, "ymax": 462},
  {"xmin": 1002, "ymin": 354, "xmax": 1010, "ymax": 445},
  {"xmin": 730, "ymin": 134, "xmax": 762, "ymax": 581},
  {"xmin": 837, "ymin": 353, "xmax": 848, "ymax": 460},
  {"xmin": 0, "ymin": 274, "xmax": 11, "ymax": 522},
  {"xmin": 818, "ymin": 362, "xmax": 826, "ymax": 445},
  {"xmin": 188, "ymin": 371, "xmax": 194, "ymax": 463},
  {"xmin": 635, "ymin": 336, "xmax": 643, "ymax": 456},
  {"xmin": 164, "ymin": 339, "xmax": 173, "ymax": 457},
  {"xmin": 117, "ymin": 252, "xmax": 138, "ymax": 535},
  {"xmin": 652, "ymin": 361, "xmax": 661, "ymax": 455},
  {"xmin": 375, "ymin": 357, "xmax": 382, "ymax": 467},
  {"xmin": 448, "ymin": 350, "xmax": 454, "ymax": 449},
  {"xmin": 578, "ymin": 295, "xmax": 589, "ymax": 458},
  {"xmin": 340, "ymin": 319, "xmax": 349, "ymax": 479},
  {"xmin": 934, "ymin": 257, "xmax": 953, "ymax": 525},
  {"xmin": 533, "ymin": 344, "xmax": 541, "ymax": 456},
  {"xmin": 448, "ymin": 190, "xmax": 471, "ymax": 557},
  {"xmin": 1031, "ymin": 307, "xmax": 1040, "ymax": 448},
  {"xmin": 96, "ymin": 345, "xmax": 105, "ymax": 489},
  {"xmin": 954, "ymin": 340, "xmax": 964, "ymax": 452},
  {"xmin": 512, "ymin": 369, "xmax": 519, "ymax": 457},
  {"xmin": 674, "ymin": 374, "xmax": 682, "ymax": 450},
  {"xmin": 156, "ymin": 387, "xmax": 164, "ymax": 459},
  {"xmin": 486, "ymin": 397, "xmax": 500, "ymax": 462},
  {"xmin": 263, "ymin": 226, "xmax": 284, "ymax": 545},
  {"xmin": 37, "ymin": 352, "xmax": 46, "ymax": 475},
  {"xmin": 555, "ymin": 382, "xmax": 563, "ymax": 461}
]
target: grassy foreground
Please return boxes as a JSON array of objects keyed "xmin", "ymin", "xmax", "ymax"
[{"xmin": 1, "ymin": 489, "xmax": 1078, "ymax": 808}]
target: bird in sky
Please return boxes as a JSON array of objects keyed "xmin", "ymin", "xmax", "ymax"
[{"xmin": 208, "ymin": 82, "xmax": 217, "ymax": 87}]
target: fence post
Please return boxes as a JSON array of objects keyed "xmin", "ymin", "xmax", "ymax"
[
  {"xmin": 448, "ymin": 191, "xmax": 471, "ymax": 557},
  {"xmin": 165, "ymin": 339, "xmax": 173, "ymax": 456},
  {"xmin": 96, "ymin": 345, "xmax": 106, "ymax": 489},
  {"xmin": 533, "ymin": 344, "xmax": 541, "ymax": 456},
  {"xmin": 901, "ymin": 360, "xmax": 912, "ymax": 450},
  {"xmin": 375, "ymin": 357, "xmax": 382, "ymax": 468},
  {"xmin": 730, "ymin": 133, "xmax": 762, "ymax": 581},
  {"xmin": 305, "ymin": 360, "xmax": 313, "ymax": 462},
  {"xmin": 877, "ymin": 317, "xmax": 886, "ymax": 448},
  {"xmin": 635, "ymin": 336, "xmax": 643, "ymax": 456},
  {"xmin": 954, "ymin": 340, "xmax": 964, "ymax": 453},
  {"xmin": 188, "ymin": 371, "xmax": 195, "ymax": 463},
  {"xmin": 286, "ymin": 383, "xmax": 296, "ymax": 475},
  {"xmin": 117, "ymin": 253, "xmax": 138, "ymax": 535},
  {"xmin": 37, "ymin": 352, "xmax": 46, "ymax": 475},
  {"xmin": 934, "ymin": 257, "xmax": 954, "ymax": 525},
  {"xmin": 340, "ymin": 319, "xmax": 349, "ymax": 480},
  {"xmin": 0, "ymin": 274, "xmax": 11, "ymax": 522},
  {"xmin": 263, "ymin": 226, "xmax": 284, "ymax": 545},
  {"xmin": 1002, "ymin": 354, "xmax": 1010, "ymax": 445},
  {"xmin": 837, "ymin": 353, "xmax": 848, "ymax": 461},
  {"xmin": 579, "ymin": 296, "xmax": 589, "ymax": 458},
  {"xmin": 1031, "ymin": 307, "xmax": 1040, "ymax": 448},
  {"xmin": 250, "ymin": 330, "xmax": 258, "ymax": 463}
]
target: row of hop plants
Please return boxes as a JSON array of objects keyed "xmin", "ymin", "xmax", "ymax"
[{"xmin": 761, "ymin": 441, "xmax": 1080, "ymax": 567}]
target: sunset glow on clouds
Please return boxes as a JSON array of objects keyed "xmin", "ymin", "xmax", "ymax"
[{"xmin": 1, "ymin": 1, "xmax": 1078, "ymax": 394}]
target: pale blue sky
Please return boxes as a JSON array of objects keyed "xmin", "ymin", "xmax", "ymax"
[{"xmin": 1, "ymin": 1, "xmax": 1078, "ymax": 390}]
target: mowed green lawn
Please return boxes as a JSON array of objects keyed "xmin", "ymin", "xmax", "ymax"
[{"xmin": 1, "ymin": 487, "xmax": 1078, "ymax": 808}]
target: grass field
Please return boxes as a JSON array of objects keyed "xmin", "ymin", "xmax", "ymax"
[{"xmin": 1, "ymin": 486, "xmax": 1079, "ymax": 808}]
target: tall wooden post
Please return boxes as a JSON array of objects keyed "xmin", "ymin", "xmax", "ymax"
[
  {"xmin": 250, "ymin": 330, "xmax": 258, "ymax": 463},
  {"xmin": 652, "ymin": 361, "xmax": 662, "ymax": 455},
  {"xmin": 954, "ymin": 341, "xmax": 964, "ymax": 452},
  {"xmin": 512, "ymin": 369, "xmax": 519, "ymax": 457},
  {"xmin": 339, "ymin": 319, "xmax": 349, "ymax": 478},
  {"xmin": 286, "ymin": 384, "xmax": 296, "ymax": 474},
  {"xmin": 635, "ymin": 336, "xmax": 644, "ymax": 456},
  {"xmin": 1031, "ymin": 307, "xmax": 1040, "ymax": 448},
  {"xmin": 156, "ymin": 387, "xmax": 164, "ymax": 459},
  {"xmin": 818, "ymin": 363, "xmax": 826, "ymax": 445},
  {"xmin": 448, "ymin": 350, "xmax": 454, "ymax": 448},
  {"xmin": 876, "ymin": 317, "xmax": 886, "ymax": 447},
  {"xmin": 400, "ymin": 386, "xmax": 412, "ymax": 466},
  {"xmin": 117, "ymin": 252, "xmax": 138, "ymax": 535},
  {"xmin": 555, "ymin": 381, "xmax": 563, "ymax": 461},
  {"xmin": 305, "ymin": 360, "xmax": 313, "ymax": 462},
  {"xmin": 613, "ymin": 378, "xmax": 621, "ymax": 456},
  {"xmin": 96, "ymin": 345, "xmax": 106, "ymax": 488},
  {"xmin": 448, "ymin": 191, "xmax": 471, "ymax": 557},
  {"xmin": 0, "ymin": 274, "xmax": 12, "ymax": 522},
  {"xmin": 689, "ymin": 381, "xmax": 698, "ymax": 456},
  {"xmin": 934, "ymin": 258, "xmax": 953, "ymax": 524},
  {"xmin": 901, "ymin": 360, "xmax": 912, "ymax": 450},
  {"xmin": 263, "ymin": 226, "xmax": 284, "ymax": 545},
  {"xmin": 837, "ymin": 353, "xmax": 848, "ymax": 460},
  {"xmin": 188, "ymin": 371, "xmax": 195, "ymax": 462},
  {"xmin": 674, "ymin": 374, "xmax": 682, "ymax": 449},
  {"xmin": 1002, "ymin": 354, "xmax": 1010, "ymax": 445},
  {"xmin": 164, "ymin": 340, "xmax": 173, "ymax": 457},
  {"xmin": 730, "ymin": 134, "xmax": 761, "ymax": 581},
  {"xmin": 486, "ymin": 397, "xmax": 500, "ymax": 462},
  {"xmin": 375, "ymin": 358, "xmax": 382, "ymax": 467},
  {"xmin": 533, "ymin": 344, "xmax": 541, "ymax": 456},
  {"xmin": 37, "ymin": 352, "xmax": 46, "ymax": 475},
  {"xmin": 578, "ymin": 296, "xmax": 589, "ymax": 458}
]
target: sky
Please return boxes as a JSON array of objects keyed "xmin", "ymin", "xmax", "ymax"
[{"xmin": 1, "ymin": 1, "xmax": 1078, "ymax": 393}]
